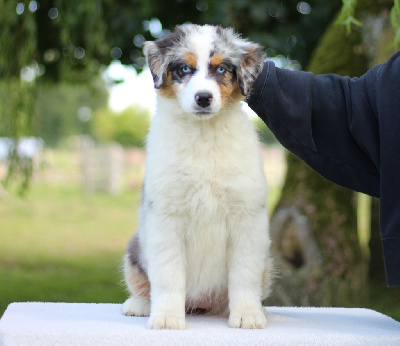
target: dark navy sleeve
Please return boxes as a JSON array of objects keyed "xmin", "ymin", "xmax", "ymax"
[
  {"xmin": 375, "ymin": 52, "xmax": 400, "ymax": 287},
  {"xmin": 247, "ymin": 61, "xmax": 380, "ymax": 198},
  {"xmin": 248, "ymin": 52, "xmax": 400, "ymax": 287}
]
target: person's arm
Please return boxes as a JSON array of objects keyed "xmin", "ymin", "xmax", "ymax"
[
  {"xmin": 247, "ymin": 62, "xmax": 380, "ymax": 197},
  {"xmin": 248, "ymin": 52, "xmax": 400, "ymax": 287}
]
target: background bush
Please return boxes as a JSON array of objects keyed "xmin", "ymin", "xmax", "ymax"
[{"xmin": 92, "ymin": 106, "xmax": 150, "ymax": 148}]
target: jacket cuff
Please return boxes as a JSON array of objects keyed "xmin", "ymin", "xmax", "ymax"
[
  {"xmin": 247, "ymin": 61, "xmax": 272, "ymax": 107},
  {"xmin": 382, "ymin": 236, "xmax": 400, "ymax": 287}
]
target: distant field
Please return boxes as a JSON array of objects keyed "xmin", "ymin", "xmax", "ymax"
[{"xmin": 1, "ymin": 147, "xmax": 399, "ymax": 322}]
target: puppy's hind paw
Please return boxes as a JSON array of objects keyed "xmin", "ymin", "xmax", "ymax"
[
  {"xmin": 122, "ymin": 296, "xmax": 150, "ymax": 317},
  {"xmin": 228, "ymin": 308, "xmax": 267, "ymax": 329},
  {"xmin": 147, "ymin": 313, "xmax": 186, "ymax": 330}
]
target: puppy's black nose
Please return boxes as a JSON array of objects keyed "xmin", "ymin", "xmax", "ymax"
[{"xmin": 195, "ymin": 92, "xmax": 213, "ymax": 108}]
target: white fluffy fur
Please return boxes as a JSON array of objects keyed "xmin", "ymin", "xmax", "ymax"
[{"xmin": 122, "ymin": 25, "xmax": 272, "ymax": 330}]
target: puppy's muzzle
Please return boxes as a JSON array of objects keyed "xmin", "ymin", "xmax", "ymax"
[{"xmin": 195, "ymin": 92, "xmax": 213, "ymax": 108}]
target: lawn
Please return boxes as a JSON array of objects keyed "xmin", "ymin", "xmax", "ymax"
[
  {"xmin": 0, "ymin": 183, "xmax": 140, "ymax": 316},
  {"xmin": 0, "ymin": 147, "xmax": 399, "ymax": 322}
]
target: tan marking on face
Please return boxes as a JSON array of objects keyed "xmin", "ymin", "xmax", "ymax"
[
  {"xmin": 159, "ymin": 72, "xmax": 178, "ymax": 98},
  {"xmin": 210, "ymin": 53, "xmax": 225, "ymax": 67},
  {"xmin": 183, "ymin": 53, "xmax": 197, "ymax": 68},
  {"xmin": 219, "ymin": 75, "xmax": 243, "ymax": 109},
  {"xmin": 127, "ymin": 265, "xmax": 150, "ymax": 299}
]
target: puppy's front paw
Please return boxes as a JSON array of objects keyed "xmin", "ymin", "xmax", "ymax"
[
  {"xmin": 228, "ymin": 308, "xmax": 267, "ymax": 329},
  {"xmin": 122, "ymin": 296, "xmax": 150, "ymax": 317},
  {"xmin": 147, "ymin": 312, "xmax": 186, "ymax": 330}
]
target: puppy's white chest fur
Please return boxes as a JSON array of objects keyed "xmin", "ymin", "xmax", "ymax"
[{"xmin": 144, "ymin": 100, "xmax": 267, "ymax": 306}]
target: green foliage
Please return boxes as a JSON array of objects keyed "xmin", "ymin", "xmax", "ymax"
[
  {"xmin": 0, "ymin": 0, "xmax": 112, "ymax": 190},
  {"xmin": 0, "ymin": 0, "xmax": 110, "ymax": 83},
  {"xmin": 37, "ymin": 78, "xmax": 108, "ymax": 146},
  {"xmin": 0, "ymin": 0, "xmax": 343, "ymax": 191},
  {"xmin": 0, "ymin": 80, "xmax": 36, "ymax": 138},
  {"xmin": 105, "ymin": 0, "xmax": 342, "ymax": 70},
  {"xmin": 336, "ymin": 0, "xmax": 362, "ymax": 32},
  {"xmin": 0, "ymin": 1, "xmax": 37, "ymax": 77},
  {"xmin": 307, "ymin": 14, "xmax": 368, "ymax": 76},
  {"xmin": 1, "ymin": 0, "xmax": 397, "ymax": 191},
  {"xmin": 43, "ymin": 1, "xmax": 109, "ymax": 82},
  {"xmin": 337, "ymin": 0, "xmax": 400, "ymax": 48},
  {"xmin": 0, "ymin": 78, "xmax": 37, "ymax": 194},
  {"xmin": 92, "ymin": 106, "xmax": 150, "ymax": 148},
  {"xmin": 390, "ymin": 0, "xmax": 400, "ymax": 48}
]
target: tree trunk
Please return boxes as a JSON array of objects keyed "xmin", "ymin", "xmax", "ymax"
[
  {"xmin": 269, "ymin": 154, "xmax": 367, "ymax": 306},
  {"xmin": 267, "ymin": 0, "xmax": 392, "ymax": 307}
]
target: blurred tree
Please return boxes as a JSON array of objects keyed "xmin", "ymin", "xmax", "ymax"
[
  {"xmin": 37, "ymin": 78, "xmax": 108, "ymax": 146},
  {"xmin": 92, "ymin": 106, "xmax": 150, "ymax": 148},
  {"xmin": 103, "ymin": 0, "xmax": 342, "ymax": 70},
  {"xmin": 0, "ymin": 0, "xmax": 342, "ymax": 191},
  {"xmin": 1, "ymin": 1, "xmax": 345, "ymax": 80},
  {"xmin": 0, "ymin": 0, "xmax": 111, "ymax": 191},
  {"xmin": 268, "ymin": 0, "xmax": 395, "ymax": 307}
]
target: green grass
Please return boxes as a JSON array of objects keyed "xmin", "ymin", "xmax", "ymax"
[
  {"xmin": 0, "ymin": 182, "xmax": 140, "ymax": 317},
  {"xmin": 367, "ymin": 283, "xmax": 400, "ymax": 321}
]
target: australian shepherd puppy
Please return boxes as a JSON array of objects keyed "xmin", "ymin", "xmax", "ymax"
[{"xmin": 122, "ymin": 24, "xmax": 273, "ymax": 330}]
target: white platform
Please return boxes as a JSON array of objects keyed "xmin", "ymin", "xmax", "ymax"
[{"xmin": 1, "ymin": 303, "xmax": 400, "ymax": 345}]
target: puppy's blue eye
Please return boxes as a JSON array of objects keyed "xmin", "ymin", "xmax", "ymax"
[
  {"xmin": 216, "ymin": 66, "xmax": 226, "ymax": 74},
  {"xmin": 181, "ymin": 65, "xmax": 192, "ymax": 74}
]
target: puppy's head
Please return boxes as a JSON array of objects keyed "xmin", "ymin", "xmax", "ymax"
[{"xmin": 144, "ymin": 24, "xmax": 265, "ymax": 119}]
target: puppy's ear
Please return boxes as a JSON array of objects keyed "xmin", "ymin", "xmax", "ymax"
[
  {"xmin": 144, "ymin": 28, "xmax": 186, "ymax": 89},
  {"xmin": 144, "ymin": 41, "xmax": 168, "ymax": 89},
  {"xmin": 236, "ymin": 43, "xmax": 265, "ymax": 96}
]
